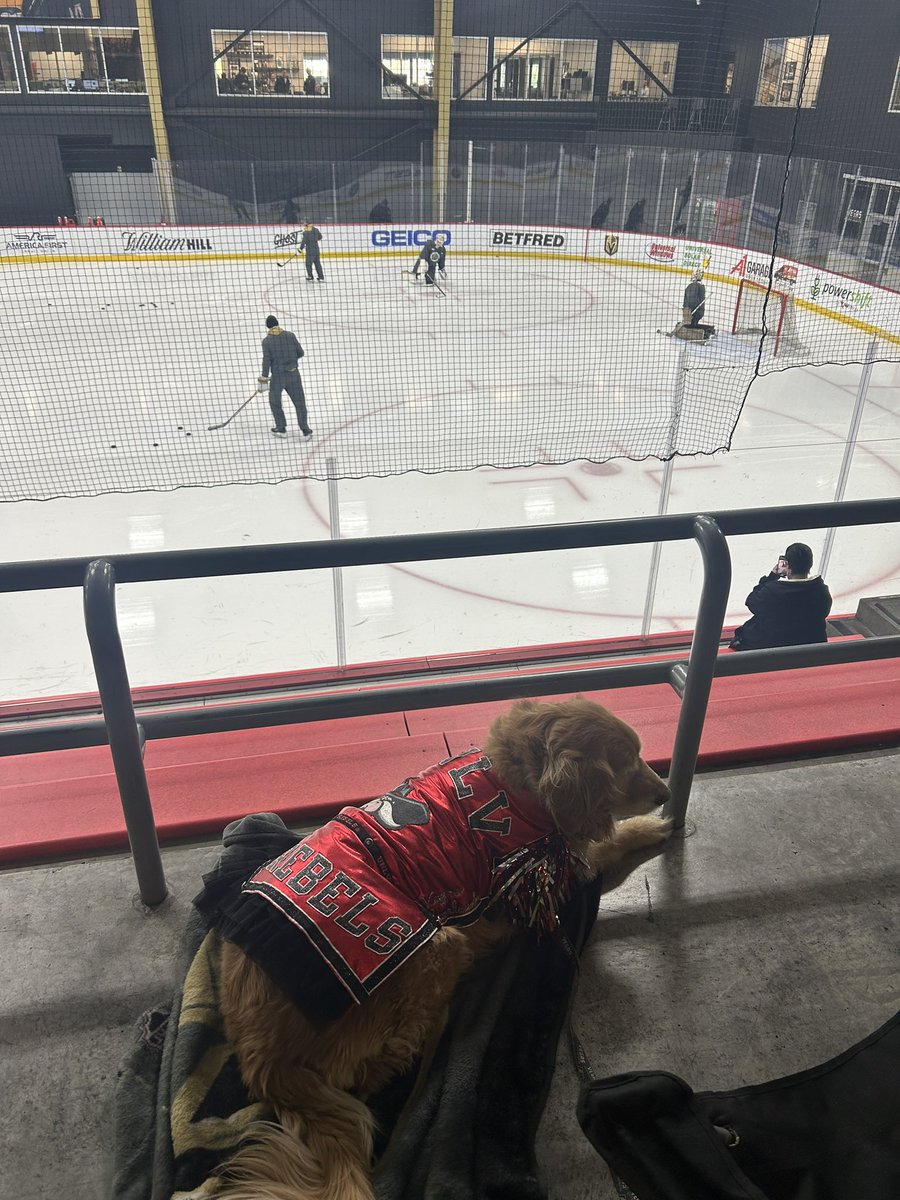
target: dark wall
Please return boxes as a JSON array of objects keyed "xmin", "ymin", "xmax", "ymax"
[
  {"xmin": 0, "ymin": 0, "xmax": 150, "ymax": 221},
  {"xmin": 0, "ymin": 133, "xmax": 71, "ymax": 224},
  {"xmin": 0, "ymin": 113, "xmax": 152, "ymax": 223},
  {"xmin": 725, "ymin": 0, "xmax": 900, "ymax": 169},
  {"xmin": 0, "ymin": 0, "xmax": 897, "ymax": 223},
  {"xmin": 153, "ymin": 0, "xmax": 717, "ymax": 162}
]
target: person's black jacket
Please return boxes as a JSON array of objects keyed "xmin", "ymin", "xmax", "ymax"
[
  {"xmin": 624, "ymin": 200, "xmax": 645, "ymax": 232},
  {"xmin": 731, "ymin": 574, "xmax": 832, "ymax": 651},
  {"xmin": 683, "ymin": 280, "xmax": 705, "ymax": 323},
  {"xmin": 300, "ymin": 226, "xmax": 322, "ymax": 256},
  {"xmin": 369, "ymin": 200, "xmax": 392, "ymax": 222},
  {"xmin": 590, "ymin": 197, "xmax": 612, "ymax": 228}
]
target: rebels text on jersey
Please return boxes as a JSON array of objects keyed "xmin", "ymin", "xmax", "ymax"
[{"xmin": 241, "ymin": 748, "xmax": 564, "ymax": 1006}]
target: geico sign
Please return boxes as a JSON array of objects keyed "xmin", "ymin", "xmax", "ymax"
[{"xmin": 371, "ymin": 229, "xmax": 452, "ymax": 246}]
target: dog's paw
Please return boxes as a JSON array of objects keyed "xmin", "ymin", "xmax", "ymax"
[{"xmin": 617, "ymin": 814, "xmax": 673, "ymax": 849}]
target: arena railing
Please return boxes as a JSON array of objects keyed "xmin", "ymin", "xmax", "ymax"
[{"xmin": 2, "ymin": 497, "xmax": 899, "ymax": 907}]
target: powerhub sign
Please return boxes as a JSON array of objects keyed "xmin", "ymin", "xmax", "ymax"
[
  {"xmin": 371, "ymin": 229, "xmax": 451, "ymax": 247},
  {"xmin": 492, "ymin": 230, "xmax": 566, "ymax": 247}
]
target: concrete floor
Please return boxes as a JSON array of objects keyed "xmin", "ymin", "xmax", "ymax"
[{"xmin": 2, "ymin": 747, "xmax": 898, "ymax": 1200}]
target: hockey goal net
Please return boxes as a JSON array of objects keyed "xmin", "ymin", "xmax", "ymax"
[{"xmin": 731, "ymin": 276, "xmax": 805, "ymax": 356}]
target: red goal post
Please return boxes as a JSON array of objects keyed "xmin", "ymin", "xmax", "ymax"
[{"xmin": 731, "ymin": 276, "xmax": 801, "ymax": 356}]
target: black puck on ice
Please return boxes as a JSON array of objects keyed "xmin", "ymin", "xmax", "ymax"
[
  {"xmin": 185, "ymin": 431, "xmax": 192, "ymax": 437},
  {"xmin": 110, "ymin": 444, "xmax": 117, "ymax": 449},
  {"xmin": 153, "ymin": 442, "xmax": 159, "ymax": 447},
  {"xmin": 177, "ymin": 425, "xmax": 183, "ymax": 430}
]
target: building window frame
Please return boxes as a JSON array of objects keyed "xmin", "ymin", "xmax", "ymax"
[
  {"xmin": 889, "ymin": 56, "xmax": 900, "ymax": 113},
  {"xmin": 491, "ymin": 36, "xmax": 597, "ymax": 102},
  {"xmin": 17, "ymin": 25, "xmax": 145, "ymax": 94},
  {"xmin": 211, "ymin": 29, "xmax": 330, "ymax": 97},
  {"xmin": 380, "ymin": 34, "xmax": 488, "ymax": 100},
  {"xmin": 754, "ymin": 35, "xmax": 829, "ymax": 109},
  {"xmin": 607, "ymin": 40, "xmax": 678, "ymax": 101},
  {"xmin": 0, "ymin": 25, "xmax": 20, "ymax": 92}
]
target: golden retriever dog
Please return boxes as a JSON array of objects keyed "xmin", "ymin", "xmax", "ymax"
[{"xmin": 199, "ymin": 697, "xmax": 672, "ymax": 1200}]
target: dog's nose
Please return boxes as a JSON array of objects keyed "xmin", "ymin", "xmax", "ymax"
[{"xmin": 655, "ymin": 782, "xmax": 671, "ymax": 806}]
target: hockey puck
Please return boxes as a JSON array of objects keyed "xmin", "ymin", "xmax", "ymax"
[
  {"xmin": 152, "ymin": 442, "xmax": 159, "ymax": 447},
  {"xmin": 177, "ymin": 425, "xmax": 183, "ymax": 430},
  {"xmin": 110, "ymin": 444, "xmax": 117, "ymax": 449},
  {"xmin": 185, "ymin": 431, "xmax": 192, "ymax": 437}
]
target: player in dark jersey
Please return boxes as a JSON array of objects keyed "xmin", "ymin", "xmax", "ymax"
[
  {"xmin": 258, "ymin": 315, "xmax": 312, "ymax": 438},
  {"xmin": 413, "ymin": 234, "xmax": 447, "ymax": 285}
]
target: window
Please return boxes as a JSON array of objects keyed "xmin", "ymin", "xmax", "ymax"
[
  {"xmin": 0, "ymin": 2, "xmax": 99, "ymax": 14},
  {"xmin": 607, "ymin": 41, "xmax": 677, "ymax": 100},
  {"xmin": 381, "ymin": 35, "xmax": 488, "ymax": 100},
  {"xmin": 755, "ymin": 36, "xmax": 828, "ymax": 108},
  {"xmin": 18, "ymin": 26, "xmax": 145, "ymax": 93},
  {"xmin": 492, "ymin": 38, "xmax": 596, "ymax": 101},
  {"xmin": 890, "ymin": 57, "xmax": 900, "ymax": 112},
  {"xmin": 212, "ymin": 30, "xmax": 329, "ymax": 97},
  {"xmin": 0, "ymin": 26, "xmax": 19, "ymax": 92}
]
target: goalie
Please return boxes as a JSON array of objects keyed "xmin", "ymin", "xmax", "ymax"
[
  {"xmin": 668, "ymin": 270, "xmax": 716, "ymax": 342},
  {"xmin": 413, "ymin": 234, "xmax": 447, "ymax": 285}
]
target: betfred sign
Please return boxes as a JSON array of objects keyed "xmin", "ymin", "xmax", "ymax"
[
  {"xmin": 492, "ymin": 231, "xmax": 566, "ymax": 247},
  {"xmin": 371, "ymin": 229, "xmax": 452, "ymax": 247},
  {"xmin": 646, "ymin": 242, "xmax": 675, "ymax": 261}
]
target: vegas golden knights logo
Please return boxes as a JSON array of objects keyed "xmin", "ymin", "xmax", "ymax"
[{"xmin": 604, "ymin": 234, "xmax": 619, "ymax": 256}]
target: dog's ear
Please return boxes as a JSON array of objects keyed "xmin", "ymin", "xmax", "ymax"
[{"xmin": 539, "ymin": 748, "xmax": 616, "ymax": 845}]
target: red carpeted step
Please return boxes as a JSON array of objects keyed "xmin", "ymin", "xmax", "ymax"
[
  {"xmin": 0, "ymin": 730, "xmax": 449, "ymax": 864},
  {"xmin": 407, "ymin": 683, "xmax": 680, "ymax": 739},
  {"xmin": 700, "ymin": 663, "xmax": 900, "ymax": 763},
  {"xmin": 1, "ymin": 659, "xmax": 897, "ymax": 868},
  {"xmin": 0, "ymin": 712, "xmax": 411, "ymax": 786}
]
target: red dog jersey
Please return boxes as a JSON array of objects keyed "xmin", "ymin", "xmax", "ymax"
[{"xmin": 241, "ymin": 749, "xmax": 571, "ymax": 1009}]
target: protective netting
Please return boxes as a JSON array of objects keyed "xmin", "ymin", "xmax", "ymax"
[{"xmin": 1, "ymin": 0, "xmax": 898, "ymax": 500}]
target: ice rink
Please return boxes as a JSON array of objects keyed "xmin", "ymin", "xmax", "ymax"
[{"xmin": 2, "ymin": 248, "xmax": 899, "ymax": 702}]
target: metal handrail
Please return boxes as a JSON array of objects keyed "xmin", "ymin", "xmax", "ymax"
[
  {"xmin": 3, "ymin": 498, "xmax": 899, "ymax": 593},
  {"xmin": 2, "ymin": 497, "xmax": 899, "ymax": 905},
  {"xmin": 83, "ymin": 561, "xmax": 166, "ymax": 905}
]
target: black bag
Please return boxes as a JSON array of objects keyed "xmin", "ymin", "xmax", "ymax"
[{"xmin": 577, "ymin": 1009, "xmax": 900, "ymax": 1200}]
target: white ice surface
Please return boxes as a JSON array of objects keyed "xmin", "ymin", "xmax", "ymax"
[{"xmin": 1, "ymin": 256, "xmax": 898, "ymax": 701}]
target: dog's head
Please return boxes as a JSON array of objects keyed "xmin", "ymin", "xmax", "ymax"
[{"xmin": 483, "ymin": 697, "xmax": 670, "ymax": 845}]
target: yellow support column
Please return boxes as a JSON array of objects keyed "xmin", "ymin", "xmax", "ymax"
[
  {"xmin": 432, "ymin": 0, "xmax": 454, "ymax": 222},
  {"xmin": 134, "ymin": 0, "xmax": 177, "ymax": 223}
]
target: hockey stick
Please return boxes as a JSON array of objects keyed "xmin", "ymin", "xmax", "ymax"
[
  {"xmin": 276, "ymin": 248, "xmax": 301, "ymax": 270},
  {"xmin": 207, "ymin": 390, "xmax": 257, "ymax": 431}
]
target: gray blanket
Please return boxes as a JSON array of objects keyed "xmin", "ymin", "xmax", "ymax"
[{"xmin": 110, "ymin": 812, "xmax": 601, "ymax": 1200}]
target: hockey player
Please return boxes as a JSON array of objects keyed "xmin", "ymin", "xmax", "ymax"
[
  {"xmin": 300, "ymin": 221, "xmax": 324, "ymax": 281},
  {"xmin": 258, "ymin": 315, "xmax": 312, "ymax": 439},
  {"xmin": 681, "ymin": 270, "xmax": 715, "ymax": 339},
  {"xmin": 413, "ymin": 234, "xmax": 447, "ymax": 285}
]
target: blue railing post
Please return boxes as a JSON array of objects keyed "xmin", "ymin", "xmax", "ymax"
[
  {"xmin": 83, "ymin": 559, "xmax": 167, "ymax": 906},
  {"xmin": 665, "ymin": 516, "xmax": 732, "ymax": 828}
]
